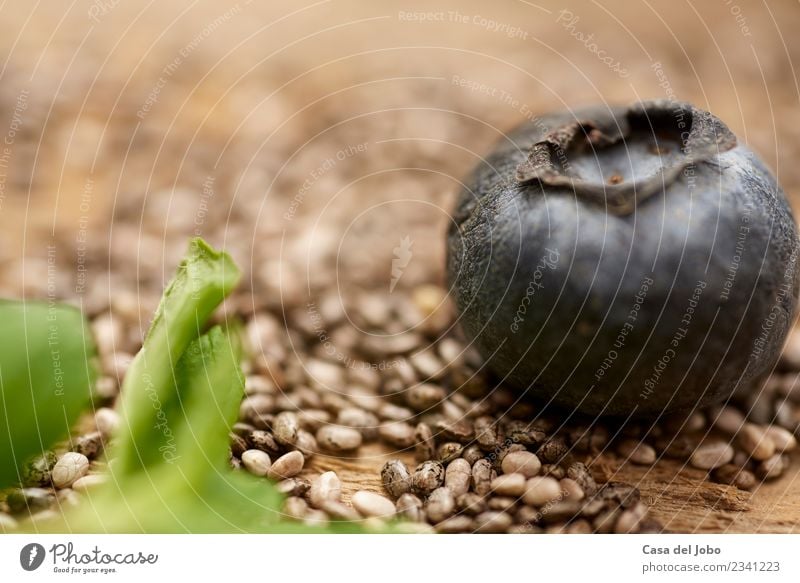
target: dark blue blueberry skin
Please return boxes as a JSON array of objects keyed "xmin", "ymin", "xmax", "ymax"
[{"xmin": 447, "ymin": 101, "xmax": 799, "ymax": 417}]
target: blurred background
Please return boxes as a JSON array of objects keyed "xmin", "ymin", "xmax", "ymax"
[{"xmin": 0, "ymin": 0, "xmax": 798, "ymax": 316}]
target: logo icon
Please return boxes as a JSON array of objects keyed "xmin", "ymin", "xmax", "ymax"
[
  {"xmin": 390, "ymin": 235, "xmax": 413, "ymax": 293},
  {"xmin": 20, "ymin": 543, "xmax": 46, "ymax": 571}
]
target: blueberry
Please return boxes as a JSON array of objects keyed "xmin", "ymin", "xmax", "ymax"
[{"xmin": 447, "ymin": 100, "xmax": 799, "ymax": 416}]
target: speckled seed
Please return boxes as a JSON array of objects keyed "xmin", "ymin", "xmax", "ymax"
[
  {"xmin": 537, "ymin": 437, "xmax": 568, "ymax": 464},
  {"xmin": 295, "ymin": 429, "xmax": 318, "ymax": 458},
  {"xmin": 71, "ymin": 474, "xmax": 108, "ymax": 492},
  {"xmin": 414, "ymin": 423, "xmax": 436, "ymax": 461},
  {"xmin": 654, "ymin": 435, "xmax": 696, "ymax": 460},
  {"xmin": 474, "ymin": 416, "xmax": 499, "ymax": 451},
  {"xmin": 737, "ymin": 423, "xmax": 776, "ymax": 461},
  {"xmin": 72, "ymin": 432, "xmax": 105, "ymax": 460},
  {"xmin": 405, "ymin": 383, "xmax": 445, "ymax": 411},
  {"xmin": 690, "ymin": 442, "xmax": 734, "ymax": 470},
  {"xmin": 474, "ymin": 511, "xmax": 512, "ymax": 533},
  {"xmin": 247, "ymin": 430, "xmax": 281, "ymax": 455},
  {"xmin": 319, "ymin": 500, "xmax": 361, "ymax": 521},
  {"xmin": 299, "ymin": 409, "xmax": 332, "ymax": 433},
  {"xmin": 566, "ymin": 462, "xmax": 597, "ymax": 496},
  {"xmin": 309, "ymin": 471, "xmax": 342, "ymax": 507},
  {"xmin": 51, "ymin": 453, "xmax": 90, "ymax": 489},
  {"xmin": 764, "ymin": 425, "xmax": 797, "ymax": 453},
  {"xmin": 396, "ymin": 493, "xmax": 425, "ymax": 522},
  {"xmin": 560, "ymin": 478, "xmax": 585, "ymax": 501},
  {"xmin": 272, "ymin": 412, "xmax": 299, "ymax": 447},
  {"xmin": 711, "ymin": 406, "xmax": 745, "ymax": 435},
  {"xmin": 244, "ymin": 375, "xmax": 276, "ymax": 396},
  {"xmin": 276, "ymin": 477, "xmax": 311, "ymax": 497},
  {"xmin": 456, "ymin": 492, "xmax": 488, "ymax": 516},
  {"xmin": 425, "ymin": 487, "xmax": 456, "ymax": 523},
  {"xmin": 461, "ymin": 444, "xmax": 483, "ymax": 466},
  {"xmin": 22, "ymin": 452, "xmax": 57, "ymax": 487},
  {"xmin": 239, "ymin": 394, "xmax": 274, "ymax": 425},
  {"xmin": 241, "ymin": 449, "xmax": 271, "ymax": 476},
  {"xmin": 491, "ymin": 473, "xmax": 526, "ymax": 497},
  {"xmin": 316, "ymin": 425, "xmax": 363, "ymax": 452},
  {"xmin": 6, "ymin": 488, "xmax": 53, "ymax": 513},
  {"xmin": 617, "ymin": 440, "xmax": 657, "ymax": 465},
  {"xmin": 515, "ymin": 505, "xmax": 542, "ymax": 527},
  {"xmin": 444, "ymin": 458, "xmax": 472, "ymax": 497},
  {"xmin": 352, "ymin": 490, "xmax": 396, "ymax": 518},
  {"xmin": 755, "ymin": 453, "xmax": 787, "ymax": 480},
  {"xmin": 541, "ymin": 464, "xmax": 565, "ymax": 479},
  {"xmin": 379, "ymin": 422, "xmax": 416, "ymax": 448},
  {"xmin": 230, "ymin": 433, "xmax": 248, "ymax": 458},
  {"xmin": 436, "ymin": 442, "xmax": 463, "ymax": 463},
  {"xmin": 488, "ymin": 497, "xmax": 516, "ymax": 512},
  {"xmin": 471, "ymin": 458, "xmax": 493, "ymax": 496},
  {"xmin": 412, "ymin": 460, "xmax": 445, "ymax": 496},
  {"xmin": 501, "ymin": 451, "xmax": 541, "ymax": 478},
  {"xmin": 435, "ymin": 515, "xmax": 474, "ymax": 533},
  {"xmin": 712, "ymin": 464, "xmax": 757, "ymax": 490},
  {"xmin": 523, "ymin": 476, "xmax": 562, "ymax": 507},
  {"xmin": 540, "ymin": 500, "xmax": 582, "ymax": 525},
  {"xmin": 439, "ymin": 418, "xmax": 476, "ymax": 442},
  {"xmin": 381, "ymin": 460, "xmax": 412, "ymax": 499},
  {"xmin": 496, "ymin": 444, "xmax": 526, "ymax": 469},
  {"xmin": 282, "ymin": 496, "xmax": 308, "ymax": 520},
  {"xmin": 596, "ymin": 482, "xmax": 641, "ymax": 509},
  {"xmin": 94, "ymin": 407, "xmax": 120, "ymax": 436},
  {"xmin": 614, "ymin": 504, "xmax": 647, "ymax": 534},
  {"xmin": 267, "ymin": 451, "xmax": 304, "ymax": 480},
  {"xmin": 337, "ymin": 408, "xmax": 378, "ymax": 440}
]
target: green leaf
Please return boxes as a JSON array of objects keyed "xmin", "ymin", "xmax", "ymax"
[
  {"xmin": 0, "ymin": 300, "xmax": 97, "ymax": 488},
  {"xmin": 114, "ymin": 238, "xmax": 240, "ymax": 474}
]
